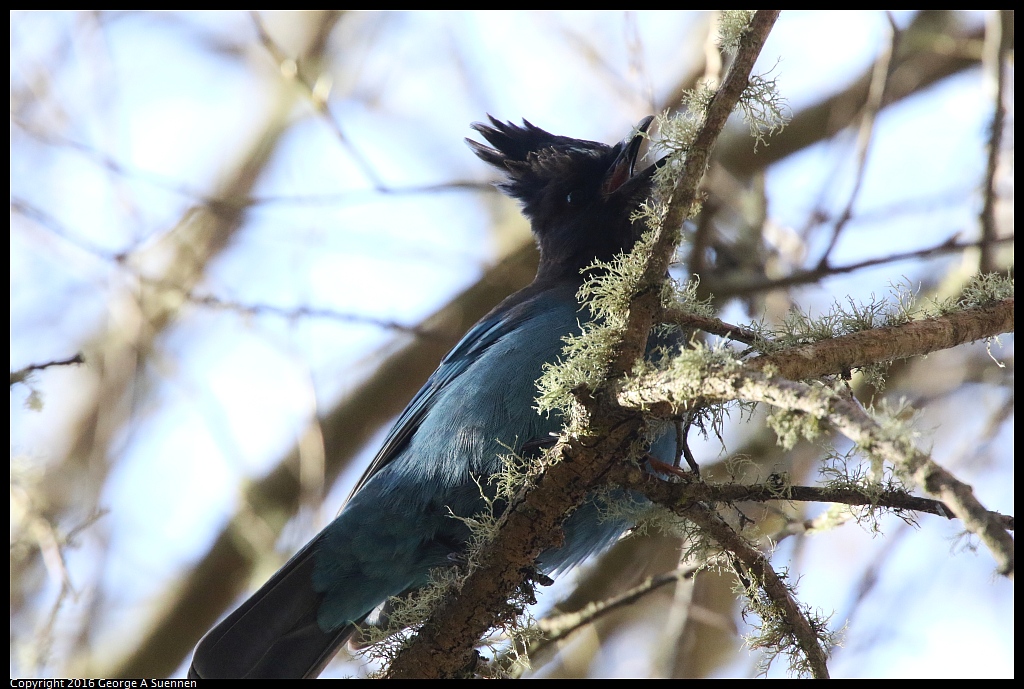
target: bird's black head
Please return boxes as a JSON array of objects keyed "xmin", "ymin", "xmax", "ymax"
[{"xmin": 468, "ymin": 116, "xmax": 660, "ymax": 283}]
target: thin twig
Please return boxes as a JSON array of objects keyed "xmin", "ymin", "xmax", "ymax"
[
  {"xmin": 537, "ymin": 565, "xmax": 698, "ymax": 648},
  {"xmin": 721, "ymin": 235, "xmax": 1015, "ymax": 298},
  {"xmin": 683, "ymin": 504, "xmax": 831, "ymax": 678},
  {"xmin": 11, "ymin": 354, "xmax": 86, "ymax": 387},
  {"xmin": 816, "ymin": 13, "xmax": 899, "ymax": 270},
  {"xmin": 608, "ymin": 464, "xmax": 1014, "ymax": 529},
  {"xmin": 12, "ymin": 120, "xmax": 495, "ymax": 211},
  {"xmin": 715, "ymin": 11, "xmax": 985, "ymax": 178},
  {"xmin": 245, "ymin": 180, "xmax": 495, "ymax": 206},
  {"xmin": 249, "ymin": 11, "xmax": 386, "ymax": 191},
  {"xmin": 662, "ymin": 307, "xmax": 763, "ymax": 346},
  {"xmin": 978, "ymin": 10, "xmax": 1011, "ymax": 274},
  {"xmin": 185, "ymin": 291, "xmax": 433, "ymax": 336}
]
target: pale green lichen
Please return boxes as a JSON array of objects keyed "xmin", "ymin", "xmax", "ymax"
[
  {"xmin": 718, "ymin": 10, "xmax": 757, "ymax": 50},
  {"xmin": 816, "ymin": 444, "xmax": 918, "ymax": 536},
  {"xmin": 535, "ymin": 227, "xmax": 675, "ymax": 428},
  {"xmin": 927, "ymin": 271, "xmax": 1014, "ymax": 316},
  {"xmin": 765, "ymin": 406, "xmax": 826, "ymax": 452},
  {"xmin": 737, "ymin": 70, "xmax": 789, "ymax": 149},
  {"xmin": 737, "ymin": 564, "xmax": 840, "ymax": 678}
]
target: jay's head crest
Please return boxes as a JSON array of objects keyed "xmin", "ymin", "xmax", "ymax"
[{"xmin": 467, "ymin": 116, "xmax": 661, "ymax": 281}]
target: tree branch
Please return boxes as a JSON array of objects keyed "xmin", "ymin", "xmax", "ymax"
[
  {"xmin": 662, "ymin": 307, "xmax": 763, "ymax": 346},
  {"xmin": 10, "ymin": 353, "xmax": 85, "ymax": 387},
  {"xmin": 619, "ymin": 298, "xmax": 1015, "ymax": 577},
  {"xmin": 978, "ymin": 10, "xmax": 1012, "ymax": 274},
  {"xmin": 747, "ymin": 298, "xmax": 1014, "ymax": 381},
  {"xmin": 683, "ymin": 504, "xmax": 831, "ymax": 678},
  {"xmin": 614, "ymin": 11, "xmax": 783, "ymax": 375},
  {"xmin": 717, "ymin": 236, "xmax": 1014, "ymax": 299},
  {"xmin": 715, "ymin": 11, "xmax": 987, "ymax": 178},
  {"xmin": 534, "ymin": 565, "xmax": 697, "ymax": 648}
]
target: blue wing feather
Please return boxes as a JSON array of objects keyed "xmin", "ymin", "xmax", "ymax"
[{"xmin": 347, "ymin": 299, "xmax": 538, "ymax": 498}]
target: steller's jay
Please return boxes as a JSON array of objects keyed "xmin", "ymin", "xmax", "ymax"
[{"xmin": 189, "ymin": 116, "xmax": 675, "ymax": 678}]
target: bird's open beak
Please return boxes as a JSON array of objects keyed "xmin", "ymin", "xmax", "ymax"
[{"xmin": 601, "ymin": 115, "xmax": 657, "ymax": 198}]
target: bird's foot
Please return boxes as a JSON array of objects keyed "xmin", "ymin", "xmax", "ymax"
[{"xmin": 644, "ymin": 454, "xmax": 696, "ymax": 480}]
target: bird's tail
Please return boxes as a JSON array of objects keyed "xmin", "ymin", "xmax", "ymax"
[{"xmin": 188, "ymin": 538, "xmax": 357, "ymax": 679}]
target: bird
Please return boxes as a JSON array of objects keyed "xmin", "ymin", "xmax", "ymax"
[{"xmin": 189, "ymin": 115, "xmax": 674, "ymax": 678}]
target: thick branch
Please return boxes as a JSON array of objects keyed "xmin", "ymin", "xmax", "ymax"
[
  {"xmin": 98, "ymin": 13, "xmax": 348, "ymax": 679},
  {"xmin": 611, "ymin": 10, "xmax": 782, "ymax": 375},
  {"xmin": 748, "ymin": 298, "xmax": 1014, "ymax": 381}
]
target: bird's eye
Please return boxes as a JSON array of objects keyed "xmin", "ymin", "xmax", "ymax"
[{"xmin": 566, "ymin": 191, "xmax": 576, "ymax": 205}]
